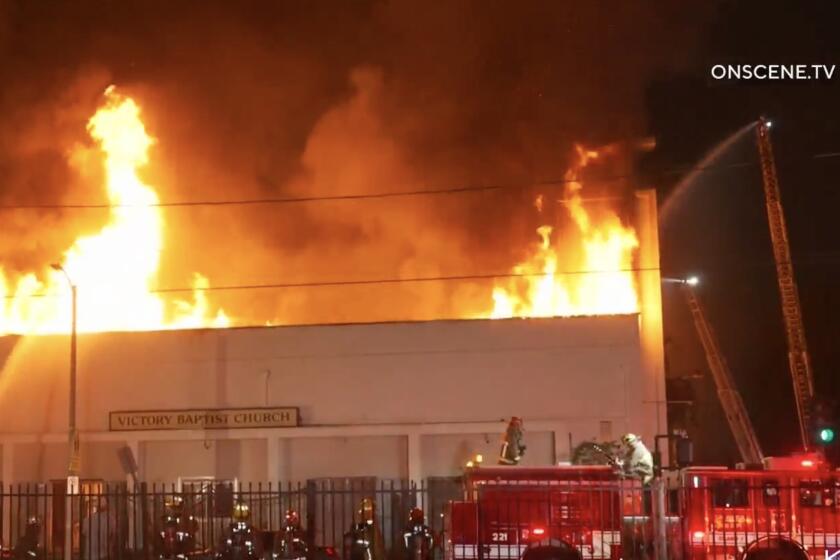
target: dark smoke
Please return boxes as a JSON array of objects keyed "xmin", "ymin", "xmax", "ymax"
[{"xmin": 0, "ymin": 1, "xmax": 711, "ymax": 324}]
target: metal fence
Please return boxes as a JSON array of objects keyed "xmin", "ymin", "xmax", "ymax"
[
  {"xmin": 0, "ymin": 479, "xmax": 459, "ymax": 560},
  {"xmin": 2, "ymin": 478, "xmax": 839, "ymax": 560}
]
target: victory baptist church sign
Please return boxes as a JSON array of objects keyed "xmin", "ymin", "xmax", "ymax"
[{"xmin": 109, "ymin": 407, "xmax": 299, "ymax": 431}]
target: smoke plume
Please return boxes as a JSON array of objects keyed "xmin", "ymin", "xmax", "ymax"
[{"xmin": 0, "ymin": 1, "xmax": 709, "ymax": 325}]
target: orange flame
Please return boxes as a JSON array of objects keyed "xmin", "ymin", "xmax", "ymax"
[
  {"xmin": 0, "ymin": 87, "xmax": 228, "ymax": 334},
  {"xmin": 489, "ymin": 145, "xmax": 639, "ymax": 318}
]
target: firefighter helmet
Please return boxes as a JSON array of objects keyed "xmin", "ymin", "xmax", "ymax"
[
  {"xmin": 284, "ymin": 509, "xmax": 301, "ymax": 527},
  {"xmin": 359, "ymin": 498, "xmax": 375, "ymax": 523},
  {"xmin": 232, "ymin": 501, "xmax": 251, "ymax": 521},
  {"xmin": 165, "ymin": 495, "xmax": 184, "ymax": 509},
  {"xmin": 409, "ymin": 507, "xmax": 424, "ymax": 524},
  {"xmin": 622, "ymin": 433, "xmax": 639, "ymax": 446}
]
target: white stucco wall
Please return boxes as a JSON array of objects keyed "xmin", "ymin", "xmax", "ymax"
[{"xmin": 0, "ymin": 313, "xmax": 660, "ymax": 483}]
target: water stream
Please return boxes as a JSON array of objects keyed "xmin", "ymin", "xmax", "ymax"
[{"xmin": 659, "ymin": 122, "xmax": 757, "ymax": 226}]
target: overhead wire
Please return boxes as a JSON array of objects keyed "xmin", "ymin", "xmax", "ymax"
[
  {"xmin": 2, "ymin": 266, "xmax": 660, "ymax": 300},
  {"xmin": 0, "ymin": 151, "xmax": 838, "ymax": 211},
  {"xmin": 6, "ymin": 250, "xmax": 840, "ymax": 301},
  {"xmin": 1, "ymin": 149, "xmax": 839, "ymax": 301}
]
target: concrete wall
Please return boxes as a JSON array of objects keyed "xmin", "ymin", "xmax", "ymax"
[
  {"xmin": 0, "ymin": 313, "xmax": 655, "ymax": 483},
  {"xmin": 0, "ymin": 315, "xmax": 640, "ymax": 430},
  {"xmin": 278, "ymin": 436, "xmax": 408, "ymax": 481}
]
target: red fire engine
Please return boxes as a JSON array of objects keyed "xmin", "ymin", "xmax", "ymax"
[
  {"xmin": 446, "ymin": 458, "xmax": 840, "ymax": 560},
  {"xmin": 445, "ymin": 466, "xmax": 647, "ymax": 560},
  {"xmin": 679, "ymin": 461, "xmax": 840, "ymax": 560}
]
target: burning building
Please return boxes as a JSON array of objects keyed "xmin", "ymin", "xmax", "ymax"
[{"xmin": 0, "ymin": 89, "xmax": 665, "ymax": 483}]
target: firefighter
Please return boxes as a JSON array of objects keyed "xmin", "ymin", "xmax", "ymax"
[
  {"xmin": 274, "ymin": 509, "xmax": 307, "ymax": 560},
  {"xmin": 620, "ymin": 433, "xmax": 654, "ymax": 485},
  {"xmin": 158, "ymin": 495, "xmax": 196, "ymax": 560},
  {"xmin": 13, "ymin": 516, "xmax": 42, "ymax": 560},
  {"xmin": 158, "ymin": 496, "xmax": 182, "ymax": 558},
  {"xmin": 216, "ymin": 502, "xmax": 260, "ymax": 560},
  {"xmin": 498, "ymin": 417, "xmax": 526, "ymax": 465},
  {"xmin": 345, "ymin": 498, "xmax": 384, "ymax": 560},
  {"xmin": 402, "ymin": 508, "xmax": 433, "ymax": 560}
]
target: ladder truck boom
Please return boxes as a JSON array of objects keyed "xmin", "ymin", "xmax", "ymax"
[
  {"xmin": 755, "ymin": 118, "xmax": 816, "ymax": 450},
  {"xmin": 681, "ymin": 282, "xmax": 765, "ymax": 465}
]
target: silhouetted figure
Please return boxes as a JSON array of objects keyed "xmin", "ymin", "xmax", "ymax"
[
  {"xmin": 499, "ymin": 417, "xmax": 526, "ymax": 465},
  {"xmin": 14, "ymin": 517, "xmax": 42, "ymax": 560}
]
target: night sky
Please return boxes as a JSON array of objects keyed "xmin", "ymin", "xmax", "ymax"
[
  {"xmin": 1, "ymin": 1, "xmax": 839, "ymax": 463},
  {"xmin": 641, "ymin": 1, "xmax": 840, "ymax": 462}
]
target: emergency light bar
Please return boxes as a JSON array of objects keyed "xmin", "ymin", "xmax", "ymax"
[{"xmin": 763, "ymin": 453, "xmax": 826, "ymax": 470}]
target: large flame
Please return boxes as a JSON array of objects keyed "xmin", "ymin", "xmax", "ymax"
[
  {"xmin": 489, "ymin": 145, "xmax": 639, "ymax": 318},
  {"xmin": 1, "ymin": 90, "xmax": 641, "ymax": 334},
  {"xmin": 0, "ymin": 87, "xmax": 228, "ymax": 335}
]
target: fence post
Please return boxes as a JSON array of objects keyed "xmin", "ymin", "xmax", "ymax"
[
  {"xmin": 652, "ymin": 479, "xmax": 668, "ymax": 560},
  {"xmin": 64, "ymin": 477, "xmax": 76, "ymax": 560},
  {"xmin": 141, "ymin": 482, "xmax": 150, "ymax": 560},
  {"xmin": 305, "ymin": 481, "xmax": 317, "ymax": 550},
  {"xmin": 0, "ymin": 483, "xmax": 6, "ymax": 554}
]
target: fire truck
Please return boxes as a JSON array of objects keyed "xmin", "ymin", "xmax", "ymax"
[
  {"xmin": 445, "ymin": 466, "xmax": 648, "ymax": 560},
  {"xmin": 677, "ymin": 459, "xmax": 840, "ymax": 560}
]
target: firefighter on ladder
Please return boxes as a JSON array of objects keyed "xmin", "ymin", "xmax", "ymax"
[{"xmin": 498, "ymin": 417, "xmax": 526, "ymax": 465}]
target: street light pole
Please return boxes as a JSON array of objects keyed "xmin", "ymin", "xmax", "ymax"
[
  {"xmin": 51, "ymin": 263, "xmax": 79, "ymax": 476},
  {"xmin": 50, "ymin": 263, "xmax": 78, "ymax": 560},
  {"xmin": 69, "ymin": 282, "xmax": 78, "ymax": 474}
]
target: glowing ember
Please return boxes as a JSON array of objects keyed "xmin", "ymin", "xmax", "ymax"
[
  {"xmin": 489, "ymin": 145, "xmax": 639, "ymax": 318},
  {"xmin": 0, "ymin": 87, "xmax": 228, "ymax": 335}
]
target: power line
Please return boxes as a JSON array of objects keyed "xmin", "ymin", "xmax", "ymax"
[
  {"xmin": 0, "ymin": 179, "xmax": 628, "ymax": 210},
  {"xmin": 2, "ymin": 151, "xmax": 838, "ymax": 211},
  {"xmin": 2, "ymin": 265, "xmax": 659, "ymax": 300},
  {"xmin": 7, "ymin": 250, "xmax": 840, "ymax": 301}
]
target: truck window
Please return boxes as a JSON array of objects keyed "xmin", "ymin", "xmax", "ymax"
[
  {"xmin": 799, "ymin": 480, "xmax": 837, "ymax": 508},
  {"xmin": 712, "ymin": 479, "xmax": 749, "ymax": 508},
  {"xmin": 762, "ymin": 480, "xmax": 780, "ymax": 507}
]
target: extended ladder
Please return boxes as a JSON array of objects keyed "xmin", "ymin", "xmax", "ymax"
[{"xmin": 755, "ymin": 118, "xmax": 816, "ymax": 450}]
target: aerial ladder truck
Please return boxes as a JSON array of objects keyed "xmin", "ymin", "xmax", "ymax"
[
  {"xmin": 755, "ymin": 118, "xmax": 817, "ymax": 452},
  {"xmin": 671, "ymin": 118, "xmax": 818, "ymax": 465},
  {"xmin": 678, "ymin": 280, "xmax": 765, "ymax": 465}
]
